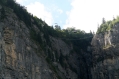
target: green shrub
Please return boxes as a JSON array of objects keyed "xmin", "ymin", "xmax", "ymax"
[{"xmin": 97, "ymin": 16, "xmax": 119, "ymax": 33}]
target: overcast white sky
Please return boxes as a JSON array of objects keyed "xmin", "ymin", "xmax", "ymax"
[{"xmin": 16, "ymin": 0, "xmax": 119, "ymax": 33}]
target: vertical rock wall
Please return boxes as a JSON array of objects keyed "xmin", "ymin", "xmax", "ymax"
[
  {"xmin": 0, "ymin": 5, "xmax": 92, "ymax": 79},
  {"xmin": 0, "ymin": 10, "xmax": 55, "ymax": 79},
  {"xmin": 91, "ymin": 23, "xmax": 119, "ymax": 79}
]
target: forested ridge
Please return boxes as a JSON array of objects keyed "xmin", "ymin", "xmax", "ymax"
[{"xmin": 0, "ymin": 0, "xmax": 93, "ymax": 53}]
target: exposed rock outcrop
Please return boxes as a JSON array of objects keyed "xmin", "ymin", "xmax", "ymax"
[
  {"xmin": 91, "ymin": 23, "xmax": 119, "ymax": 79},
  {"xmin": 0, "ymin": 3, "xmax": 94, "ymax": 79},
  {"xmin": 0, "ymin": 8, "xmax": 56, "ymax": 79},
  {"xmin": 0, "ymin": 5, "xmax": 80, "ymax": 79}
]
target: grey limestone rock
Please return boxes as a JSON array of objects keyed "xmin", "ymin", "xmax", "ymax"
[{"xmin": 91, "ymin": 23, "xmax": 119, "ymax": 79}]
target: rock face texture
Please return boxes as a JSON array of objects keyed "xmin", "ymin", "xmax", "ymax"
[
  {"xmin": 91, "ymin": 23, "xmax": 119, "ymax": 79},
  {"xmin": 3, "ymin": 3, "xmax": 119, "ymax": 79},
  {"xmin": 0, "ymin": 5, "xmax": 83, "ymax": 79},
  {"xmin": 0, "ymin": 4, "xmax": 94, "ymax": 79},
  {"xmin": 0, "ymin": 7, "xmax": 56, "ymax": 79}
]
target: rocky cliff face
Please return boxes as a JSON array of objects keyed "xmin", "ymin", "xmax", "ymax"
[
  {"xmin": 1, "ymin": 2, "xmax": 118, "ymax": 78},
  {"xmin": 0, "ymin": 6, "xmax": 57, "ymax": 79},
  {"xmin": 91, "ymin": 23, "xmax": 119, "ymax": 79},
  {"xmin": 0, "ymin": 5, "xmax": 86, "ymax": 79}
]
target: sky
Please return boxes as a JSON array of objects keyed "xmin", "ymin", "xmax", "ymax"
[{"xmin": 16, "ymin": 0, "xmax": 119, "ymax": 33}]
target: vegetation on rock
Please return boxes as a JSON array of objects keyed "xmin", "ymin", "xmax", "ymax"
[
  {"xmin": 0, "ymin": 1, "xmax": 94, "ymax": 79},
  {"xmin": 97, "ymin": 16, "xmax": 119, "ymax": 33}
]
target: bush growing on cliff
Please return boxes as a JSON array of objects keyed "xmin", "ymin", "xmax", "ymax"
[
  {"xmin": 97, "ymin": 16, "xmax": 119, "ymax": 33},
  {"xmin": 112, "ymin": 16, "xmax": 119, "ymax": 25}
]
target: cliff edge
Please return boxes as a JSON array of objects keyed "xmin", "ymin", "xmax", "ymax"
[{"xmin": 91, "ymin": 23, "xmax": 119, "ymax": 79}]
